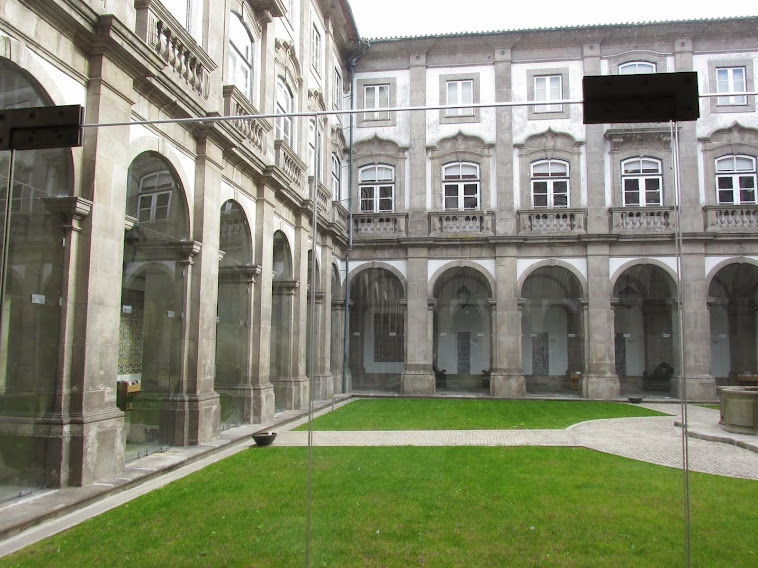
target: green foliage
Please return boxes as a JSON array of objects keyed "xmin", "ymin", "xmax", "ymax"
[
  {"xmin": 3, "ymin": 447, "xmax": 756, "ymax": 568},
  {"xmin": 295, "ymin": 398, "xmax": 667, "ymax": 431}
]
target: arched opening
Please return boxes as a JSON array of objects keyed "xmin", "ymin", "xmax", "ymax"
[
  {"xmin": 119, "ymin": 152, "xmax": 189, "ymax": 458},
  {"xmin": 349, "ymin": 268, "xmax": 404, "ymax": 393},
  {"xmin": 0, "ymin": 58, "xmax": 72, "ymax": 497},
  {"xmin": 613, "ymin": 264, "xmax": 677, "ymax": 396},
  {"xmin": 432, "ymin": 267, "xmax": 492, "ymax": 394},
  {"xmin": 216, "ymin": 200, "xmax": 253, "ymax": 428},
  {"xmin": 521, "ymin": 266, "xmax": 584, "ymax": 395},
  {"xmin": 270, "ymin": 231, "xmax": 293, "ymax": 412},
  {"xmin": 708, "ymin": 262, "xmax": 758, "ymax": 384}
]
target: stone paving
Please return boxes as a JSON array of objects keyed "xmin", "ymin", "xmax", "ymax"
[{"xmin": 278, "ymin": 402, "xmax": 758, "ymax": 480}]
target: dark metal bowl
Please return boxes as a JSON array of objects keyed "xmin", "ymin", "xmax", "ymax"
[
  {"xmin": 252, "ymin": 432, "xmax": 277, "ymax": 446},
  {"xmin": 627, "ymin": 397, "xmax": 643, "ymax": 404}
]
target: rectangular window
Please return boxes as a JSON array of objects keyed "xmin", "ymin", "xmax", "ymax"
[
  {"xmin": 360, "ymin": 185, "xmax": 394, "ymax": 212},
  {"xmin": 311, "ymin": 25, "xmax": 321, "ymax": 73},
  {"xmin": 333, "ymin": 68, "xmax": 342, "ymax": 109},
  {"xmin": 717, "ymin": 67, "xmax": 747, "ymax": 105},
  {"xmin": 446, "ymin": 80, "xmax": 473, "ymax": 116},
  {"xmin": 534, "ymin": 75, "xmax": 562, "ymax": 113},
  {"xmin": 363, "ymin": 84, "xmax": 390, "ymax": 120}
]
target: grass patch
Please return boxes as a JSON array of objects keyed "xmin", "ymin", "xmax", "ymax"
[
  {"xmin": 3, "ymin": 446, "xmax": 755, "ymax": 568},
  {"xmin": 296, "ymin": 398, "xmax": 667, "ymax": 431}
]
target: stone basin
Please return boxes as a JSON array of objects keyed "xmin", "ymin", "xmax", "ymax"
[{"xmin": 718, "ymin": 386, "xmax": 758, "ymax": 435}]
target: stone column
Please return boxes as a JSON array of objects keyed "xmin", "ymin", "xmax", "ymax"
[
  {"xmin": 673, "ymin": 245, "xmax": 717, "ymax": 400},
  {"xmin": 312, "ymin": 239, "xmax": 334, "ymax": 400},
  {"xmin": 401, "ymin": 247, "xmax": 434, "ymax": 394},
  {"xmin": 584, "ymin": 243, "xmax": 620, "ymax": 399},
  {"xmin": 232, "ymin": 265, "xmax": 261, "ymax": 423},
  {"xmin": 61, "ymin": 42, "xmax": 137, "ymax": 486},
  {"xmin": 407, "ymin": 52, "xmax": 428, "ymax": 237},
  {"xmin": 331, "ymin": 297, "xmax": 351, "ymax": 394},
  {"xmin": 494, "ymin": 47, "xmax": 515, "ymax": 235},
  {"xmin": 178, "ymin": 136, "xmax": 223, "ymax": 445},
  {"xmin": 283, "ymin": 213, "xmax": 310, "ymax": 409},
  {"xmin": 491, "ymin": 244, "xmax": 525, "ymax": 396},
  {"xmin": 249, "ymin": 183, "xmax": 276, "ymax": 423}
]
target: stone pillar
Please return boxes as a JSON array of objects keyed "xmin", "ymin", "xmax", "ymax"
[
  {"xmin": 672, "ymin": 246, "xmax": 717, "ymax": 400},
  {"xmin": 61, "ymin": 42, "xmax": 137, "ymax": 486},
  {"xmin": 582, "ymin": 42, "xmax": 608, "ymax": 235},
  {"xmin": 283, "ymin": 213, "xmax": 310, "ymax": 409},
  {"xmin": 401, "ymin": 247, "xmax": 434, "ymax": 394},
  {"xmin": 178, "ymin": 136, "xmax": 223, "ymax": 445},
  {"xmin": 331, "ymin": 297, "xmax": 351, "ymax": 394},
  {"xmin": 491, "ymin": 244, "xmax": 525, "ymax": 396},
  {"xmin": 312, "ymin": 239, "xmax": 334, "ymax": 400},
  {"xmin": 249, "ymin": 183, "xmax": 276, "ymax": 423},
  {"xmin": 407, "ymin": 52, "xmax": 428, "ymax": 237},
  {"xmin": 584, "ymin": 243, "xmax": 620, "ymax": 399},
  {"xmin": 224, "ymin": 265, "xmax": 261, "ymax": 424},
  {"xmin": 494, "ymin": 47, "xmax": 516, "ymax": 235}
]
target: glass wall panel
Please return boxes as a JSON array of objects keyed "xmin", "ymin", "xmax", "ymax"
[
  {"xmin": 119, "ymin": 152, "xmax": 188, "ymax": 459},
  {"xmin": 0, "ymin": 59, "xmax": 70, "ymax": 501}
]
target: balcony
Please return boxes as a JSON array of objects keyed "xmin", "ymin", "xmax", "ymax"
[
  {"xmin": 429, "ymin": 211, "xmax": 494, "ymax": 237},
  {"xmin": 611, "ymin": 207, "xmax": 676, "ymax": 233},
  {"xmin": 705, "ymin": 205, "xmax": 758, "ymax": 231},
  {"xmin": 135, "ymin": 1, "xmax": 216, "ymax": 100},
  {"xmin": 352, "ymin": 214, "xmax": 408, "ymax": 238},
  {"xmin": 274, "ymin": 140, "xmax": 306, "ymax": 192},
  {"xmin": 518, "ymin": 209, "xmax": 586, "ymax": 234},
  {"xmin": 222, "ymin": 86, "xmax": 271, "ymax": 157}
]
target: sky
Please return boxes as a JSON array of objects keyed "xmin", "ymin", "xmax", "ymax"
[{"xmin": 347, "ymin": 0, "xmax": 758, "ymax": 39}]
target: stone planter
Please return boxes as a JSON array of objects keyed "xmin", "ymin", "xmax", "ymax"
[{"xmin": 718, "ymin": 386, "xmax": 758, "ymax": 435}]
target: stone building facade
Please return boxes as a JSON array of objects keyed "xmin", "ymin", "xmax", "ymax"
[
  {"xmin": 347, "ymin": 19, "xmax": 758, "ymax": 405},
  {"xmin": 1, "ymin": 0, "xmax": 758, "ymax": 494},
  {"xmin": 0, "ymin": 0, "xmax": 358, "ymax": 493}
]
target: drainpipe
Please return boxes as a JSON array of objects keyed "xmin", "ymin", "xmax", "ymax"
[{"xmin": 342, "ymin": 40, "xmax": 370, "ymax": 394}]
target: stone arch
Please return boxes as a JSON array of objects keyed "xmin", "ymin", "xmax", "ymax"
[
  {"xmin": 706, "ymin": 256, "xmax": 758, "ymax": 286},
  {"xmin": 428, "ymin": 132, "xmax": 494, "ymax": 211},
  {"xmin": 348, "ymin": 261, "xmax": 408, "ymax": 298},
  {"xmin": 517, "ymin": 259, "xmax": 588, "ymax": 299},
  {"xmin": 610, "ymin": 258, "xmax": 679, "ymax": 293},
  {"xmin": 428, "ymin": 260, "xmax": 495, "ymax": 299}
]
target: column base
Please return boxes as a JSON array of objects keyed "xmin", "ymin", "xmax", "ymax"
[
  {"xmin": 490, "ymin": 373, "xmax": 526, "ymax": 397},
  {"xmin": 670, "ymin": 375, "xmax": 717, "ymax": 402},
  {"xmin": 312, "ymin": 374, "xmax": 334, "ymax": 402},
  {"xmin": 332, "ymin": 369, "xmax": 352, "ymax": 395},
  {"xmin": 160, "ymin": 391, "xmax": 220, "ymax": 446},
  {"xmin": 401, "ymin": 372, "xmax": 435, "ymax": 395},
  {"xmin": 274, "ymin": 377, "xmax": 309, "ymax": 410},
  {"xmin": 252, "ymin": 384, "xmax": 275, "ymax": 424},
  {"xmin": 1, "ymin": 409, "xmax": 126, "ymax": 488},
  {"xmin": 582, "ymin": 374, "xmax": 620, "ymax": 399}
]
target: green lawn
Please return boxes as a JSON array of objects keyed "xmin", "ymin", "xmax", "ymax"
[
  {"xmin": 3, "ymin": 446, "xmax": 755, "ymax": 567},
  {"xmin": 295, "ymin": 398, "xmax": 668, "ymax": 431}
]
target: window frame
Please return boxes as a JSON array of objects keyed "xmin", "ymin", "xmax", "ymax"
[
  {"xmin": 137, "ymin": 170, "xmax": 175, "ymax": 223},
  {"xmin": 357, "ymin": 78, "xmax": 397, "ymax": 127},
  {"xmin": 715, "ymin": 155, "xmax": 757, "ymax": 205},
  {"xmin": 228, "ymin": 11, "xmax": 254, "ymax": 101},
  {"xmin": 333, "ymin": 67, "xmax": 343, "ymax": 110},
  {"xmin": 311, "ymin": 23, "xmax": 322, "ymax": 75},
  {"xmin": 275, "ymin": 78, "xmax": 294, "ymax": 147},
  {"xmin": 621, "ymin": 157, "xmax": 663, "ymax": 207},
  {"xmin": 618, "ymin": 61, "xmax": 657, "ymax": 75},
  {"xmin": 442, "ymin": 162, "xmax": 481, "ymax": 211},
  {"xmin": 708, "ymin": 59, "xmax": 755, "ymax": 114},
  {"xmin": 359, "ymin": 165, "xmax": 395, "ymax": 213},
  {"xmin": 331, "ymin": 154, "xmax": 341, "ymax": 200},
  {"xmin": 527, "ymin": 69, "xmax": 570, "ymax": 120},
  {"xmin": 530, "ymin": 159, "xmax": 570, "ymax": 208}
]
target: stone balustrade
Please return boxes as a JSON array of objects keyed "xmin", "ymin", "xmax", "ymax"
[
  {"xmin": 352, "ymin": 213, "xmax": 408, "ymax": 238},
  {"xmin": 429, "ymin": 211, "xmax": 494, "ymax": 237},
  {"xmin": 333, "ymin": 204, "xmax": 349, "ymax": 234},
  {"xmin": 610, "ymin": 207, "xmax": 676, "ymax": 232},
  {"xmin": 222, "ymin": 86, "xmax": 270, "ymax": 156},
  {"xmin": 518, "ymin": 209, "xmax": 585, "ymax": 234},
  {"xmin": 705, "ymin": 205, "xmax": 758, "ymax": 231},
  {"xmin": 274, "ymin": 140, "xmax": 306, "ymax": 191},
  {"xmin": 135, "ymin": 1, "xmax": 216, "ymax": 100}
]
